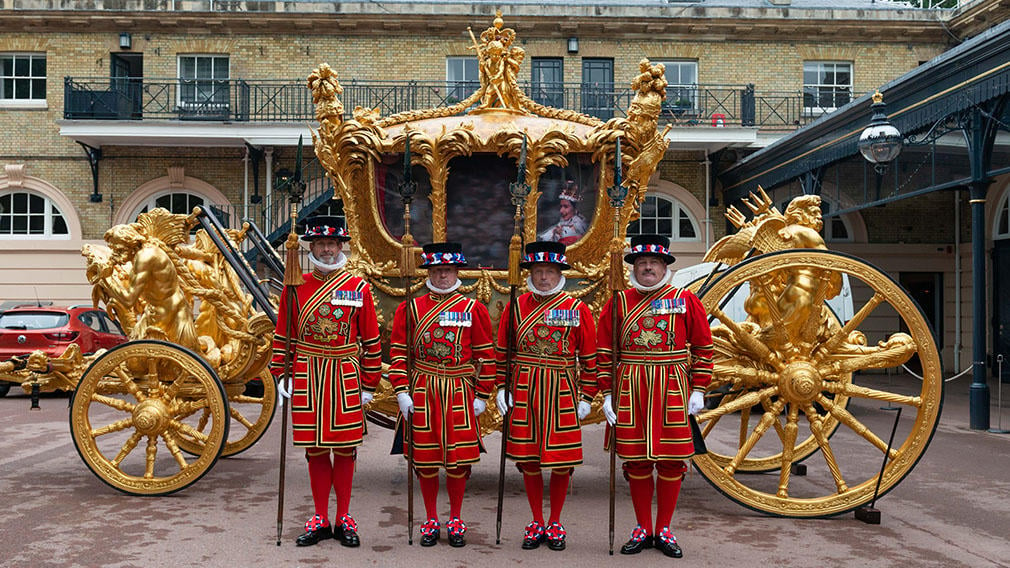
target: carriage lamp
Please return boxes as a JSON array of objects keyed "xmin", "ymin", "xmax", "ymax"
[
  {"xmin": 858, "ymin": 91, "xmax": 903, "ymax": 173},
  {"xmin": 119, "ymin": 32, "xmax": 132, "ymax": 50},
  {"xmin": 567, "ymin": 36, "xmax": 579, "ymax": 54}
]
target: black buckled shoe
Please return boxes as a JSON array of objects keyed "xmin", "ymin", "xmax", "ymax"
[
  {"xmin": 419, "ymin": 518, "xmax": 440, "ymax": 547},
  {"xmin": 619, "ymin": 525, "xmax": 653, "ymax": 555},
  {"xmin": 295, "ymin": 516, "xmax": 333, "ymax": 547},
  {"xmin": 335, "ymin": 514, "xmax": 360, "ymax": 548},
  {"xmin": 446, "ymin": 517, "xmax": 467, "ymax": 548},
  {"xmin": 545, "ymin": 522, "xmax": 566, "ymax": 551},
  {"xmin": 656, "ymin": 528, "xmax": 683, "ymax": 558},
  {"xmin": 521, "ymin": 521, "xmax": 546, "ymax": 550}
]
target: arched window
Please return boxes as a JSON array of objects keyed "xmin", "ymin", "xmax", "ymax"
[
  {"xmin": 996, "ymin": 190, "xmax": 1010, "ymax": 240},
  {"xmin": 0, "ymin": 189, "xmax": 69, "ymax": 239},
  {"xmin": 821, "ymin": 199, "xmax": 855, "ymax": 243},
  {"xmin": 133, "ymin": 191, "xmax": 205, "ymax": 218},
  {"xmin": 627, "ymin": 193, "xmax": 700, "ymax": 242}
]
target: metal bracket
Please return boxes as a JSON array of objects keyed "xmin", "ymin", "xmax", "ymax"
[{"xmin": 78, "ymin": 142, "xmax": 102, "ymax": 203}]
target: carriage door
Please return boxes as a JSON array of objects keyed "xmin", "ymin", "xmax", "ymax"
[
  {"xmin": 110, "ymin": 52, "xmax": 143, "ymax": 118},
  {"xmin": 993, "ymin": 239, "xmax": 1010, "ymax": 383},
  {"xmin": 581, "ymin": 58, "xmax": 613, "ymax": 121}
]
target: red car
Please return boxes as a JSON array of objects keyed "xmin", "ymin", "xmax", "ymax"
[{"xmin": 0, "ymin": 305, "xmax": 128, "ymax": 360}]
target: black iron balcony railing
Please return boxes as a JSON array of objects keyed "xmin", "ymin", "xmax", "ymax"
[{"xmin": 64, "ymin": 77, "xmax": 834, "ymax": 128}]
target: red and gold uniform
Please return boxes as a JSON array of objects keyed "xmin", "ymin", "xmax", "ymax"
[
  {"xmin": 271, "ymin": 269, "xmax": 383, "ymax": 447},
  {"xmin": 597, "ymin": 286, "xmax": 713, "ymax": 460},
  {"xmin": 496, "ymin": 291, "xmax": 597, "ymax": 468},
  {"xmin": 389, "ymin": 290, "xmax": 496, "ymax": 468},
  {"xmin": 598, "ymin": 234, "xmax": 714, "ymax": 557},
  {"xmin": 269, "ymin": 214, "xmax": 381, "ymax": 547}
]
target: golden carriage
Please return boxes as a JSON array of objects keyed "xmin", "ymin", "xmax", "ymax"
[{"xmin": 0, "ymin": 13, "xmax": 942, "ymax": 515}]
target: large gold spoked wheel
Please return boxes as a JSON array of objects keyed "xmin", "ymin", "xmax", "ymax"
[
  {"xmin": 685, "ymin": 269, "xmax": 849, "ymax": 473},
  {"xmin": 69, "ymin": 340, "xmax": 229, "ymax": 495},
  {"xmin": 175, "ymin": 370, "xmax": 277, "ymax": 458},
  {"xmin": 693, "ymin": 250, "xmax": 943, "ymax": 517}
]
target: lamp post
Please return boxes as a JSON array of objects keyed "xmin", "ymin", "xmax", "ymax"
[{"xmin": 859, "ymin": 92, "xmax": 991, "ymax": 430}]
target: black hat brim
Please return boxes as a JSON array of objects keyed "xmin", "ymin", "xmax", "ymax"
[
  {"xmin": 301, "ymin": 234, "xmax": 351, "ymax": 242},
  {"xmin": 624, "ymin": 251, "xmax": 676, "ymax": 265},
  {"xmin": 519, "ymin": 260, "xmax": 571, "ymax": 270}
]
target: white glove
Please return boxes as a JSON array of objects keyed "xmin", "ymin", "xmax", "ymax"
[
  {"xmin": 277, "ymin": 378, "xmax": 292, "ymax": 400},
  {"xmin": 688, "ymin": 391, "xmax": 705, "ymax": 416},
  {"xmin": 473, "ymin": 398, "xmax": 487, "ymax": 417},
  {"xmin": 602, "ymin": 394, "xmax": 617, "ymax": 426},
  {"xmin": 496, "ymin": 388, "xmax": 513, "ymax": 414},
  {"xmin": 396, "ymin": 392, "xmax": 415, "ymax": 416},
  {"xmin": 577, "ymin": 400, "xmax": 592, "ymax": 421},
  {"xmin": 361, "ymin": 391, "xmax": 374, "ymax": 407}
]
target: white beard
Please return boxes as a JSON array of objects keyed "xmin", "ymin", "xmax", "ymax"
[
  {"xmin": 426, "ymin": 278, "xmax": 462, "ymax": 294},
  {"xmin": 629, "ymin": 266, "xmax": 672, "ymax": 292},
  {"xmin": 308, "ymin": 251, "xmax": 347, "ymax": 273},
  {"xmin": 527, "ymin": 274, "xmax": 567, "ymax": 296}
]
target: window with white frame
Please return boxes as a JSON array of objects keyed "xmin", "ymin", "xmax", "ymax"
[
  {"xmin": 803, "ymin": 61, "xmax": 851, "ymax": 112},
  {"xmin": 178, "ymin": 55, "xmax": 229, "ymax": 108},
  {"xmin": 0, "ymin": 190, "xmax": 68, "ymax": 238},
  {"xmin": 996, "ymin": 191, "xmax": 1010, "ymax": 240},
  {"xmin": 446, "ymin": 57, "xmax": 479, "ymax": 103},
  {"xmin": 657, "ymin": 60, "xmax": 698, "ymax": 109},
  {"xmin": 1, "ymin": 53, "xmax": 46, "ymax": 104},
  {"xmin": 821, "ymin": 200, "xmax": 854, "ymax": 243},
  {"xmin": 134, "ymin": 191, "xmax": 205, "ymax": 219},
  {"xmin": 626, "ymin": 193, "xmax": 699, "ymax": 241}
]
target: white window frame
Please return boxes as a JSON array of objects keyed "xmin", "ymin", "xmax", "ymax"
[
  {"xmin": 177, "ymin": 54, "xmax": 230, "ymax": 110},
  {"xmin": 0, "ymin": 189, "xmax": 69, "ymax": 240},
  {"xmin": 445, "ymin": 56, "xmax": 479, "ymax": 103},
  {"xmin": 0, "ymin": 52, "xmax": 47, "ymax": 108},
  {"xmin": 803, "ymin": 61, "xmax": 852, "ymax": 114},
  {"xmin": 821, "ymin": 200, "xmax": 855, "ymax": 243},
  {"xmin": 627, "ymin": 193, "xmax": 701, "ymax": 242},
  {"xmin": 131, "ymin": 190, "xmax": 206, "ymax": 221},
  {"xmin": 995, "ymin": 191, "xmax": 1010, "ymax": 240},
  {"xmin": 656, "ymin": 60, "xmax": 698, "ymax": 110}
]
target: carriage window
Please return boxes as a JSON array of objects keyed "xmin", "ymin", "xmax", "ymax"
[
  {"xmin": 375, "ymin": 155, "xmax": 433, "ymax": 247},
  {"xmin": 535, "ymin": 155, "xmax": 598, "ymax": 246}
]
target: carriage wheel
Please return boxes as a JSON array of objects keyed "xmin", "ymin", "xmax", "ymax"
[
  {"xmin": 174, "ymin": 370, "xmax": 277, "ymax": 457},
  {"xmin": 687, "ymin": 267, "xmax": 848, "ymax": 473},
  {"xmin": 69, "ymin": 340, "xmax": 229, "ymax": 496},
  {"xmin": 693, "ymin": 250, "xmax": 943, "ymax": 517}
]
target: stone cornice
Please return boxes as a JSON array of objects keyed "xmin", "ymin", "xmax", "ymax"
[
  {"xmin": 947, "ymin": 0, "xmax": 1010, "ymax": 41},
  {"xmin": 0, "ymin": 6, "xmax": 951, "ymax": 44}
]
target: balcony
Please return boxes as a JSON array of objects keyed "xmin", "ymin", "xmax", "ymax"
[{"xmin": 64, "ymin": 77, "xmax": 830, "ymax": 129}]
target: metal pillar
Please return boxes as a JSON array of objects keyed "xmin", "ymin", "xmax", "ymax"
[{"xmin": 969, "ymin": 179, "xmax": 991, "ymax": 430}]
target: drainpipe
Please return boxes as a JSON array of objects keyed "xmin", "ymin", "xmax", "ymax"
[
  {"xmin": 265, "ymin": 147, "xmax": 274, "ymax": 232},
  {"xmin": 703, "ymin": 153, "xmax": 711, "ymax": 251},
  {"xmin": 243, "ymin": 145, "xmax": 250, "ymax": 221}
]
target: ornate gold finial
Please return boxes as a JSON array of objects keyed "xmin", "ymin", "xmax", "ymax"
[
  {"xmin": 467, "ymin": 13, "xmax": 525, "ymax": 112},
  {"xmin": 493, "ymin": 9, "xmax": 504, "ymax": 29},
  {"xmin": 630, "ymin": 58, "xmax": 669, "ymax": 111},
  {"xmin": 308, "ymin": 63, "xmax": 345, "ymax": 123},
  {"xmin": 872, "ymin": 90, "xmax": 884, "ymax": 104}
]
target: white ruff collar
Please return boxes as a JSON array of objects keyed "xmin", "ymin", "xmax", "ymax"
[
  {"xmin": 308, "ymin": 251, "xmax": 348, "ymax": 273},
  {"xmin": 527, "ymin": 275, "xmax": 567, "ymax": 297},
  {"xmin": 426, "ymin": 278, "xmax": 462, "ymax": 295},
  {"xmin": 629, "ymin": 266, "xmax": 672, "ymax": 293}
]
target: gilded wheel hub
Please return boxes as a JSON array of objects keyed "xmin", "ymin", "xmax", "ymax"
[
  {"xmin": 778, "ymin": 361, "xmax": 822, "ymax": 404},
  {"xmin": 133, "ymin": 399, "xmax": 171, "ymax": 436}
]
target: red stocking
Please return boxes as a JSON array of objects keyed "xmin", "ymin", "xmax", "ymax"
[
  {"xmin": 623, "ymin": 460, "xmax": 655, "ymax": 535},
  {"xmin": 446, "ymin": 466, "xmax": 470, "ymax": 519},
  {"xmin": 547, "ymin": 468, "xmax": 571, "ymax": 525},
  {"xmin": 519, "ymin": 463, "xmax": 545, "ymax": 525},
  {"xmin": 655, "ymin": 460, "xmax": 687, "ymax": 531},
  {"xmin": 331, "ymin": 449, "xmax": 356, "ymax": 518},
  {"xmin": 306, "ymin": 449, "xmax": 332, "ymax": 524},
  {"xmin": 417, "ymin": 467, "xmax": 440, "ymax": 521}
]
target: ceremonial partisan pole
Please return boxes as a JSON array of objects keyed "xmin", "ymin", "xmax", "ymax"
[
  {"xmin": 398, "ymin": 134, "xmax": 418, "ymax": 545},
  {"xmin": 607, "ymin": 137, "xmax": 626, "ymax": 556},
  {"xmin": 276, "ymin": 136, "xmax": 307, "ymax": 546},
  {"xmin": 496, "ymin": 133, "xmax": 531, "ymax": 545}
]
